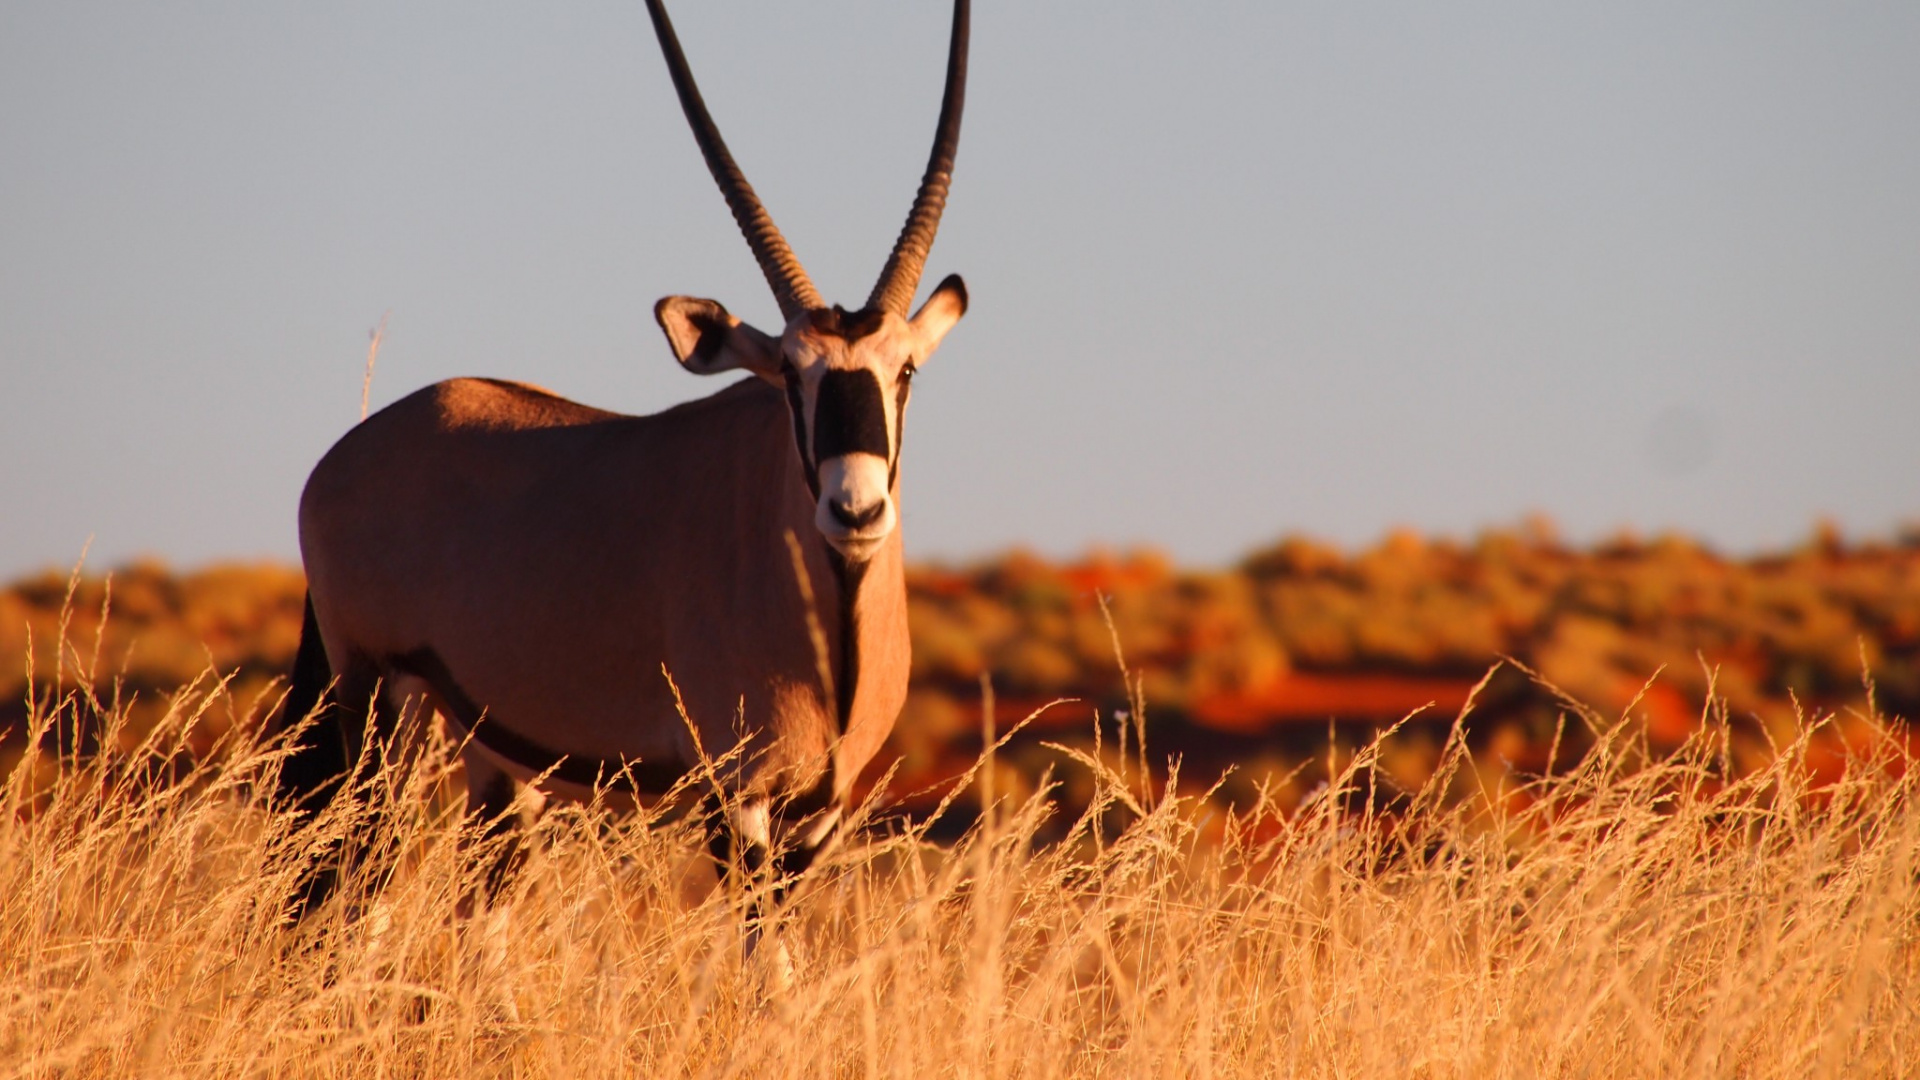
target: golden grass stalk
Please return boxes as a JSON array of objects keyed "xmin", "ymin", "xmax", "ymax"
[{"xmin": 1, "ymin": 654, "xmax": 1915, "ymax": 1078}]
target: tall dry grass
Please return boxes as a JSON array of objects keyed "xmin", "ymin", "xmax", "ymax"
[{"xmin": 2, "ymin": 642, "xmax": 1916, "ymax": 1077}]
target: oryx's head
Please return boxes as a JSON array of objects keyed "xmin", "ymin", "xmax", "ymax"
[{"xmin": 646, "ymin": 0, "xmax": 970, "ymax": 563}]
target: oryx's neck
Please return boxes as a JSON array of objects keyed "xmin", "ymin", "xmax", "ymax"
[{"xmin": 689, "ymin": 376, "xmax": 908, "ymax": 745}]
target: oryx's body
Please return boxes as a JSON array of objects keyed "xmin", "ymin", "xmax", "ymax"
[
  {"xmin": 277, "ymin": 0, "xmax": 971, "ymax": 909},
  {"xmin": 301, "ymin": 374, "xmax": 905, "ymax": 803}
]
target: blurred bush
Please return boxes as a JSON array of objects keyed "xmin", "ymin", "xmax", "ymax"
[{"xmin": 7, "ymin": 520, "xmax": 1916, "ymax": 826}]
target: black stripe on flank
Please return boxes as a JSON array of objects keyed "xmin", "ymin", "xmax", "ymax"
[
  {"xmin": 386, "ymin": 648, "xmax": 687, "ymax": 794},
  {"xmin": 813, "ymin": 368, "xmax": 890, "ymax": 462}
]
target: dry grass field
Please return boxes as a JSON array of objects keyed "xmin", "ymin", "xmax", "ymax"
[{"xmin": 4, "ymin": 601, "xmax": 1917, "ymax": 1078}]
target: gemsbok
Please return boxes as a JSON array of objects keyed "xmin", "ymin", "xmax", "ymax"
[{"xmin": 276, "ymin": 0, "xmax": 970, "ymax": 910}]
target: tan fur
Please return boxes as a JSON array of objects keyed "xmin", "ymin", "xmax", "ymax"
[{"xmin": 300, "ymin": 375, "xmax": 902, "ymax": 810}]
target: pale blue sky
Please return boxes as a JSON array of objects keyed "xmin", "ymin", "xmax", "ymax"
[{"xmin": 4, "ymin": 2, "xmax": 1917, "ymax": 580}]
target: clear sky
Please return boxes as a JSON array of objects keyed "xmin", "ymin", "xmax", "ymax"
[{"xmin": 4, "ymin": 2, "xmax": 1917, "ymax": 581}]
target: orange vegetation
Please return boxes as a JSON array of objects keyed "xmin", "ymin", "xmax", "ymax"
[{"xmin": 5, "ymin": 522, "xmax": 1916, "ymax": 825}]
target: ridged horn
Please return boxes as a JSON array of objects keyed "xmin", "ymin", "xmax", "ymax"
[
  {"xmin": 646, "ymin": 0, "xmax": 823, "ymax": 320},
  {"xmin": 868, "ymin": 0, "xmax": 970, "ymax": 317}
]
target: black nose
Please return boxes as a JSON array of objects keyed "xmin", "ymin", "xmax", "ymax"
[{"xmin": 829, "ymin": 498, "xmax": 885, "ymax": 530}]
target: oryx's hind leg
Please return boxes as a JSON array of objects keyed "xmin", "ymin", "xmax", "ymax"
[
  {"xmin": 377, "ymin": 651, "xmax": 541, "ymax": 906},
  {"xmin": 461, "ymin": 755, "xmax": 531, "ymax": 904},
  {"xmin": 458, "ymin": 758, "xmax": 534, "ymax": 1024}
]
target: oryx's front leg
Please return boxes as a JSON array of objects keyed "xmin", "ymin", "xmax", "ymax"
[
  {"xmin": 703, "ymin": 789, "xmax": 845, "ymax": 895},
  {"xmin": 702, "ymin": 789, "xmax": 848, "ymax": 996},
  {"xmin": 704, "ymin": 792, "xmax": 775, "ymax": 885},
  {"xmin": 704, "ymin": 793, "xmax": 801, "ymax": 984}
]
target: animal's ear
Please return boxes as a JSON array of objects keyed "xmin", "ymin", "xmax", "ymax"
[
  {"xmin": 654, "ymin": 296, "xmax": 783, "ymax": 382},
  {"xmin": 907, "ymin": 274, "xmax": 968, "ymax": 361}
]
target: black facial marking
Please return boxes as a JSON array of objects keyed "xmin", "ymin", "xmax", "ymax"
[
  {"xmin": 813, "ymin": 368, "xmax": 891, "ymax": 462},
  {"xmin": 782, "ymin": 365, "xmax": 821, "ymax": 498},
  {"xmin": 807, "ymin": 304, "xmax": 888, "ymax": 342},
  {"xmin": 889, "ymin": 376, "xmax": 910, "ymax": 487},
  {"xmin": 386, "ymin": 647, "xmax": 688, "ymax": 794}
]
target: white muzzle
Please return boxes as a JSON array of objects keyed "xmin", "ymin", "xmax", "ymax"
[{"xmin": 815, "ymin": 453, "xmax": 896, "ymax": 560}]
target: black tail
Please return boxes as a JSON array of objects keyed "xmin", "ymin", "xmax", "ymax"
[
  {"xmin": 277, "ymin": 595, "xmax": 363, "ymax": 914},
  {"xmin": 278, "ymin": 596, "xmax": 353, "ymax": 813}
]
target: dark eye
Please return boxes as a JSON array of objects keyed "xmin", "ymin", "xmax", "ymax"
[{"xmin": 900, "ymin": 362, "xmax": 918, "ymax": 384}]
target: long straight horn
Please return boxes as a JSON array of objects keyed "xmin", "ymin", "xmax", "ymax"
[
  {"xmin": 868, "ymin": 0, "xmax": 970, "ymax": 317},
  {"xmin": 645, "ymin": 0, "xmax": 823, "ymax": 320}
]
